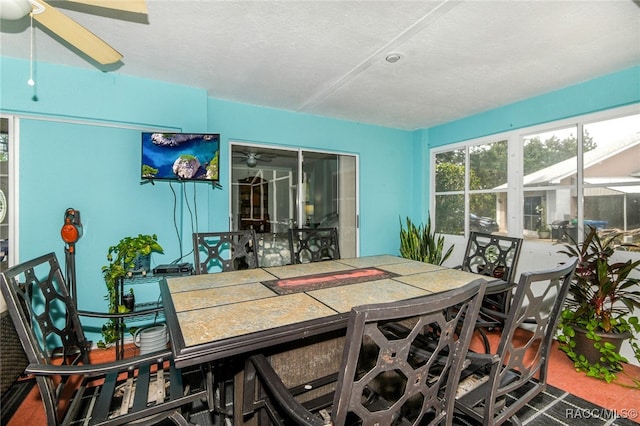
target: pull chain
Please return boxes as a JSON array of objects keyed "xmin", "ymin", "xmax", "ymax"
[{"xmin": 28, "ymin": 12, "xmax": 35, "ymax": 86}]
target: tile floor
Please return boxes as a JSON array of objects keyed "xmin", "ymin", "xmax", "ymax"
[
  {"xmin": 470, "ymin": 328, "xmax": 640, "ymax": 423},
  {"xmin": 6, "ymin": 332, "xmax": 640, "ymax": 425}
]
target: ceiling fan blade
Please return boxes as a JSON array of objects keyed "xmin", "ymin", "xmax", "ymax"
[
  {"xmin": 33, "ymin": 0, "xmax": 123, "ymax": 65},
  {"xmin": 63, "ymin": 0, "xmax": 147, "ymax": 14}
]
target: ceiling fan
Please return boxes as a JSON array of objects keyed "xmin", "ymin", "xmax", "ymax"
[
  {"xmin": 0, "ymin": 0, "xmax": 147, "ymax": 65},
  {"xmin": 233, "ymin": 151, "xmax": 276, "ymax": 168}
]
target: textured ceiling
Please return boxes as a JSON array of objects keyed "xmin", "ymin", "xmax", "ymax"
[{"xmin": 1, "ymin": 0, "xmax": 639, "ymax": 130}]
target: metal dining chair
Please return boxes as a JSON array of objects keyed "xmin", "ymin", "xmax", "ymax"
[
  {"xmin": 458, "ymin": 232, "xmax": 524, "ymax": 352},
  {"xmin": 460, "ymin": 232, "xmax": 523, "ymax": 285},
  {"xmin": 288, "ymin": 227, "xmax": 340, "ymax": 264},
  {"xmin": 0, "ymin": 252, "xmax": 211, "ymax": 426},
  {"xmin": 454, "ymin": 258, "xmax": 578, "ymax": 425},
  {"xmin": 192, "ymin": 230, "xmax": 261, "ymax": 422},
  {"xmin": 193, "ymin": 230, "xmax": 259, "ymax": 273},
  {"xmin": 242, "ymin": 278, "xmax": 487, "ymax": 425}
]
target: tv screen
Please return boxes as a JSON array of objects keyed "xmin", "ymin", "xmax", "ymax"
[{"xmin": 141, "ymin": 133, "xmax": 220, "ymax": 182}]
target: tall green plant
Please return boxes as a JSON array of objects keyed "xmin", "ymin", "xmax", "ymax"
[
  {"xmin": 399, "ymin": 216, "xmax": 454, "ymax": 265},
  {"xmin": 557, "ymin": 226, "xmax": 640, "ymax": 383}
]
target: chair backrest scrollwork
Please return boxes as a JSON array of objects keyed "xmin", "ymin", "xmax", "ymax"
[
  {"xmin": 0, "ymin": 253, "xmax": 90, "ymax": 424},
  {"xmin": 288, "ymin": 227, "xmax": 340, "ymax": 264},
  {"xmin": 461, "ymin": 232, "xmax": 523, "ymax": 285},
  {"xmin": 193, "ymin": 230, "xmax": 259, "ymax": 273}
]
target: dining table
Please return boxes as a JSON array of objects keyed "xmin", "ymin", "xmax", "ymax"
[
  {"xmin": 160, "ymin": 254, "xmax": 499, "ymax": 369},
  {"xmin": 160, "ymin": 254, "xmax": 500, "ymax": 424}
]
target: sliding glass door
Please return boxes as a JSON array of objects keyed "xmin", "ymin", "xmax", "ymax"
[
  {"xmin": 301, "ymin": 151, "xmax": 357, "ymax": 258},
  {"xmin": 231, "ymin": 144, "xmax": 358, "ymax": 265},
  {"xmin": 0, "ymin": 117, "xmax": 10, "ymax": 272}
]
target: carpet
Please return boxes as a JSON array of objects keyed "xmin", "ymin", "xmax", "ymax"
[
  {"xmin": 456, "ymin": 383, "xmax": 638, "ymax": 426},
  {"xmin": 1, "ymin": 378, "xmax": 35, "ymax": 425}
]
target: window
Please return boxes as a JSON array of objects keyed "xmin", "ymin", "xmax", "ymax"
[
  {"xmin": 434, "ymin": 141, "xmax": 507, "ymax": 235},
  {"xmin": 522, "ymin": 126, "xmax": 578, "ymax": 239},
  {"xmin": 434, "ymin": 148, "xmax": 465, "ymax": 235},
  {"xmin": 431, "ymin": 107, "xmax": 640, "ymax": 246},
  {"xmin": 583, "ymin": 114, "xmax": 640, "ymax": 239}
]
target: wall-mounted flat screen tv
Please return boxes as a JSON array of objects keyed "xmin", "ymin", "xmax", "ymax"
[{"xmin": 141, "ymin": 133, "xmax": 220, "ymax": 182}]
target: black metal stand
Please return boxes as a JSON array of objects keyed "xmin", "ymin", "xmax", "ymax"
[{"xmin": 65, "ymin": 244, "xmax": 77, "ymax": 308}]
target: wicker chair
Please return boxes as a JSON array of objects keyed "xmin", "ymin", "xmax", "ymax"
[
  {"xmin": 242, "ymin": 279, "xmax": 487, "ymax": 425},
  {"xmin": 0, "ymin": 252, "xmax": 211, "ymax": 425}
]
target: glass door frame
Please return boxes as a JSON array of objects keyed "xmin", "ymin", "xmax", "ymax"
[
  {"xmin": 229, "ymin": 141, "xmax": 360, "ymax": 258},
  {"xmin": 0, "ymin": 115, "xmax": 17, "ymax": 270}
]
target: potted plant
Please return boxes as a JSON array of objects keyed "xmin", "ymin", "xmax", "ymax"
[
  {"xmin": 557, "ymin": 226, "xmax": 640, "ymax": 383},
  {"xmin": 98, "ymin": 234, "xmax": 163, "ymax": 348},
  {"xmin": 399, "ymin": 216, "xmax": 454, "ymax": 265},
  {"xmin": 537, "ymin": 224, "xmax": 551, "ymax": 239},
  {"xmin": 536, "ymin": 204, "xmax": 551, "ymax": 239}
]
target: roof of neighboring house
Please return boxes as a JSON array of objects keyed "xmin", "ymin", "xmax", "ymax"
[{"xmin": 496, "ymin": 132, "xmax": 640, "ymax": 189}]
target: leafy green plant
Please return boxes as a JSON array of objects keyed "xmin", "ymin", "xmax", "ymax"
[
  {"xmin": 399, "ymin": 216, "xmax": 454, "ymax": 265},
  {"xmin": 556, "ymin": 226, "xmax": 640, "ymax": 384},
  {"xmin": 98, "ymin": 234, "xmax": 163, "ymax": 348}
]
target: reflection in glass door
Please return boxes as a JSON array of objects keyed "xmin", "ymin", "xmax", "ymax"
[
  {"xmin": 0, "ymin": 117, "xmax": 9, "ymax": 272},
  {"xmin": 231, "ymin": 144, "xmax": 358, "ymax": 265},
  {"xmin": 302, "ymin": 151, "xmax": 357, "ymax": 258}
]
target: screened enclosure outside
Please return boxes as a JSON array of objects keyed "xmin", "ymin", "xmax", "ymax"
[
  {"xmin": 434, "ymin": 141, "xmax": 508, "ymax": 235},
  {"xmin": 432, "ymin": 110, "xmax": 640, "ymax": 247},
  {"xmin": 522, "ymin": 125, "xmax": 578, "ymax": 240},
  {"xmin": 582, "ymin": 115, "xmax": 640, "ymax": 240}
]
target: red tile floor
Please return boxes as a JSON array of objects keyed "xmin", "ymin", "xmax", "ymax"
[
  {"xmin": 6, "ymin": 331, "xmax": 640, "ymax": 425},
  {"xmin": 473, "ymin": 328, "xmax": 640, "ymax": 421}
]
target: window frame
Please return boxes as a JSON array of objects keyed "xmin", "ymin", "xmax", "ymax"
[{"xmin": 430, "ymin": 104, "xmax": 640, "ymax": 241}]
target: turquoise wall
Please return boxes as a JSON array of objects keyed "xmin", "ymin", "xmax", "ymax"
[
  {"xmin": 1, "ymin": 57, "xmax": 415, "ymax": 340},
  {"xmin": 426, "ymin": 66, "xmax": 640, "ymax": 147},
  {"xmin": 206, "ymin": 99, "xmax": 416, "ymax": 254},
  {"xmin": 421, "ymin": 66, "xmax": 639, "ymax": 212},
  {"xmin": 1, "ymin": 56, "xmax": 637, "ymax": 342}
]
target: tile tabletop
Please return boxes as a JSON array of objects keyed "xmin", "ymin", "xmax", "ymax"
[
  {"xmin": 308, "ymin": 278, "xmax": 429, "ymax": 313},
  {"xmin": 176, "ymin": 292, "xmax": 336, "ymax": 347},
  {"xmin": 161, "ymin": 255, "xmax": 489, "ymax": 366}
]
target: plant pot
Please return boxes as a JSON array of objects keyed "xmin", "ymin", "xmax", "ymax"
[
  {"xmin": 130, "ymin": 254, "xmax": 151, "ymax": 274},
  {"xmin": 122, "ymin": 293, "xmax": 135, "ymax": 311},
  {"xmin": 538, "ymin": 231, "xmax": 550, "ymax": 239},
  {"xmin": 572, "ymin": 325, "xmax": 631, "ymax": 366}
]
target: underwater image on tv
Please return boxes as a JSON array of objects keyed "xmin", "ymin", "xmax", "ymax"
[{"xmin": 141, "ymin": 133, "xmax": 220, "ymax": 181}]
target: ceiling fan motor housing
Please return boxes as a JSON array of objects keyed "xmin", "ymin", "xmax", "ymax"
[{"xmin": 0, "ymin": 0, "xmax": 33, "ymax": 20}]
